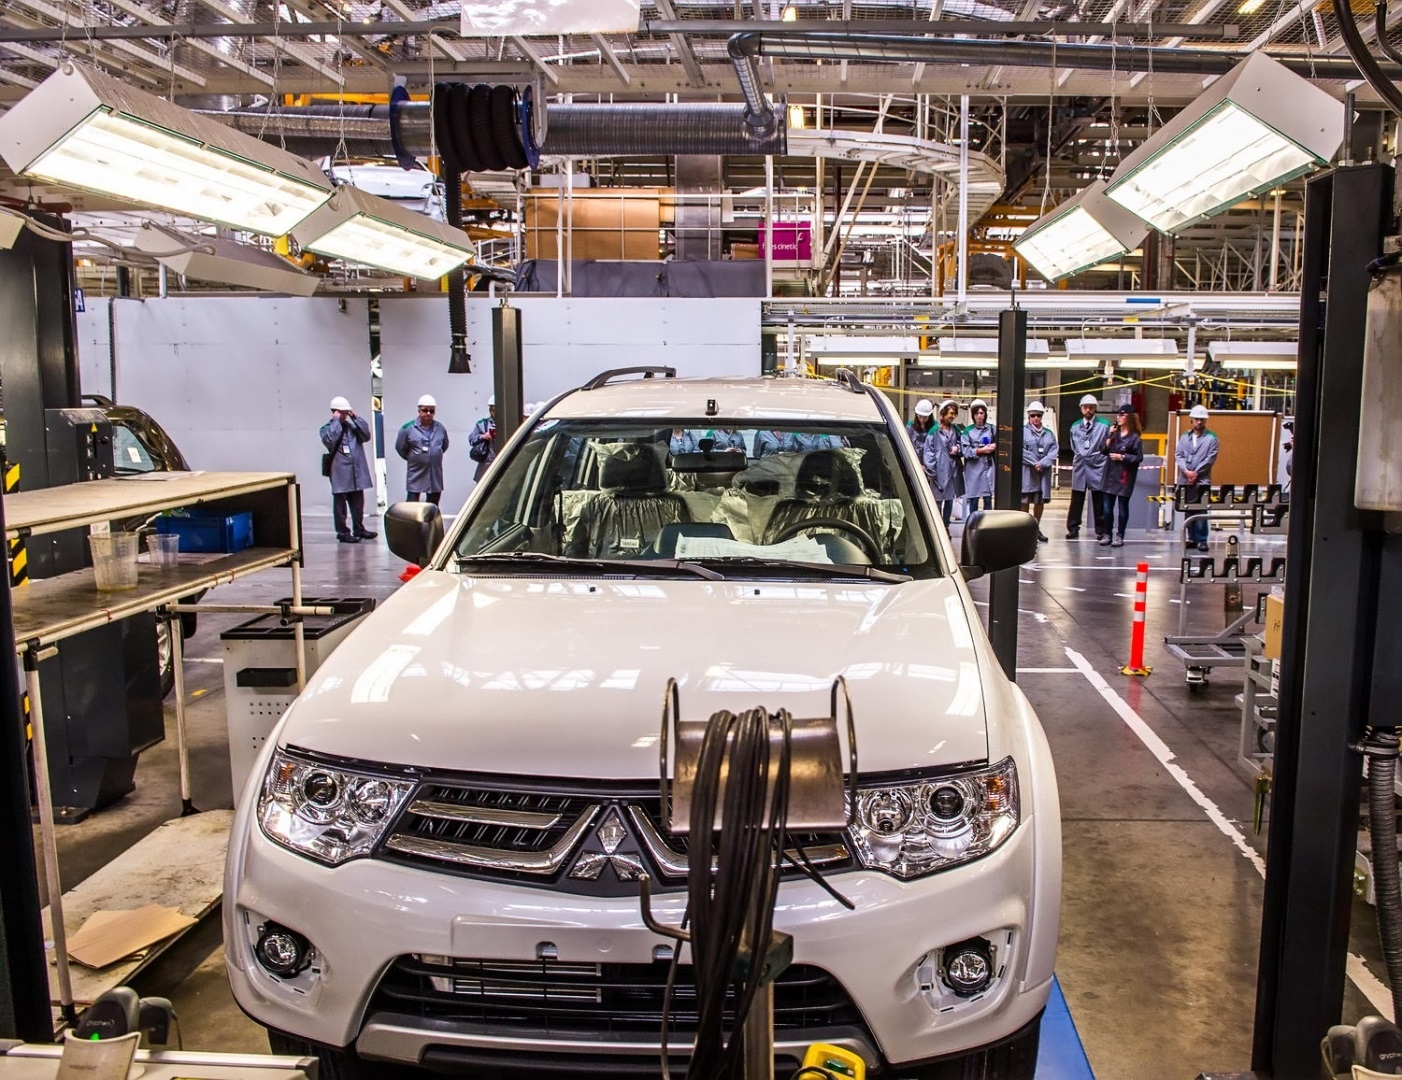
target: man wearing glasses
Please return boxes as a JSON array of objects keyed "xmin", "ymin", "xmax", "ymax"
[{"xmin": 395, "ymin": 394, "xmax": 450, "ymax": 505}]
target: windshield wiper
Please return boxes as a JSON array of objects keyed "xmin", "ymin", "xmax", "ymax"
[
  {"xmin": 684, "ymin": 557, "xmax": 911, "ymax": 583},
  {"xmin": 454, "ymin": 552, "xmax": 724, "ymax": 581}
]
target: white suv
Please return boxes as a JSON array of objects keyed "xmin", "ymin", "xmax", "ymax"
[{"xmin": 224, "ymin": 369, "xmax": 1061, "ymax": 1079}]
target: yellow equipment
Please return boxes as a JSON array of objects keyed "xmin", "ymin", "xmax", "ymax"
[{"xmin": 797, "ymin": 1043, "xmax": 866, "ymax": 1079}]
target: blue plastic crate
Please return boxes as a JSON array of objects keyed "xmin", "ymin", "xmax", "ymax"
[{"xmin": 155, "ymin": 511, "xmax": 254, "ymax": 554}]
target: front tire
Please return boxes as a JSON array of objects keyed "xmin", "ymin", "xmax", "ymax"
[
  {"xmin": 266, "ymin": 1027, "xmax": 366, "ymax": 1080},
  {"xmin": 897, "ymin": 1011, "xmax": 1042, "ymax": 1080}
]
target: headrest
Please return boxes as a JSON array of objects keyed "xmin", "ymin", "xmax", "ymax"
[
  {"xmin": 794, "ymin": 450, "xmax": 862, "ymax": 501},
  {"xmin": 598, "ymin": 443, "xmax": 667, "ymax": 493}
]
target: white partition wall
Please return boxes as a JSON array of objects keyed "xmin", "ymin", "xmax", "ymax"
[
  {"xmin": 75, "ymin": 297, "xmax": 373, "ymax": 508},
  {"xmin": 377, "ymin": 296, "xmax": 762, "ymax": 512},
  {"xmin": 75, "ymin": 297, "xmax": 113, "ymax": 399}
]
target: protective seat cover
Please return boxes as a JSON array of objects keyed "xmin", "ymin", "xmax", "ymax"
[
  {"xmin": 763, "ymin": 450, "xmax": 905, "ymax": 557},
  {"xmin": 566, "ymin": 444, "xmax": 689, "ymax": 557}
]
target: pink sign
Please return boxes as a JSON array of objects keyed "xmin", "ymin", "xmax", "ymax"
[{"xmin": 758, "ymin": 222, "xmax": 812, "ymax": 261}]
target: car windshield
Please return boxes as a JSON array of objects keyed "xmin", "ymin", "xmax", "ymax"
[{"xmin": 451, "ymin": 419, "xmax": 940, "ymax": 579}]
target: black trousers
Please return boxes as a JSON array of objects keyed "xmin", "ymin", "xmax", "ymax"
[
  {"xmin": 406, "ymin": 491, "xmax": 442, "ymax": 505},
  {"xmin": 1067, "ymin": 486, "xmax": 1107, "ymax": 536},
  {"xmin": 1099, "ymin": 491, "xmax": 1134, "ymax": 538},
  {"xmin": 332, "ymin": 489, "xmax": 366, "ymax": 537}
]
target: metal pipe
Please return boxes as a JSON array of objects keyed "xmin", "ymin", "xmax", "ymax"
[
  {"xmin": 727, "ymin": 36, "xmax": 781, "ymax": 139},
  {"xmin": 1378, "ymin": 1, "xmax": 1402, "ymax": 68},
  {"xmin": 1330, "ymin": 0, "xmax": 1402, "ymax": 117},
  {"xmin": 730, "ymin": 29, "xmax": 1402, "ymax": 80},
  {"xmin": 957, "ymin": 94, "xmax": 969, "ymax": 307},
  {"xmin": 1269, "ymin": 187, "xmax": 1283, "ymax": 291}
]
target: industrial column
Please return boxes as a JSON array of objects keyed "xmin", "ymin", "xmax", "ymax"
[{"xmin": 988, "ymin": 304, "xmax": 1028, "ymax": 679}]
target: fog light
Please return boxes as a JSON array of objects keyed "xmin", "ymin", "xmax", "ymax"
[
  {"xmin": 941, "ymin": 937, "xmax": 994, "ymax": 997},
  {"xmin": 255, "ymin": 923, "xmax": 311, "ymax": 977}
]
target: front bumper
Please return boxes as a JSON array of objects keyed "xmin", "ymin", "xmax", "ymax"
[{"xmin": 226, "ymin": 808, "xmax": 1054, "ymax": 1070}]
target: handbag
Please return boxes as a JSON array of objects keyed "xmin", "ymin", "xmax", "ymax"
[{"xmin": 321, "ymin": 451, "xmax": 333, "ymax": 478}]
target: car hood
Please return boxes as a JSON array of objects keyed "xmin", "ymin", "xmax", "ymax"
[{"xmin": 282, "ymin": 571, "xmax": 990, "ymax": 778}]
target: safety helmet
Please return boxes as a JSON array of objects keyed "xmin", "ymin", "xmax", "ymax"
[
  {"xmin": 329, "ymin": 395, "xmax": 351, "ymax": 410},
  {"xmin": 523, "ymin": 401, "xmax": 540, "ymax": 417},
  {"xmin": 913, "ymin": 399, "xmax": 935, "ymax": 417},
  {"xmin": 1189, "ymin": 404, "xmax": 1209, "ymax": 420},
  {"xmin": 487, "ymin": 394, "xmax": 496, "ymax": 407},
  {"xmin": 1079, "ymin": 394, "xmax": 1099, "ymax": 407},
  {"xmin": 939, "ymin": 399, "xmax": 958, "ymax": 414},
  {"xmin": 970, "ymin": 398, "xmax": 988, "ymax": 413},
  {"xmin": 1027, "ymin": 401, "xmax": 1046, "ymax": 415},
  {"xmin": 417, "ymin": 394, "xmax": 437, "ymax": 408}
]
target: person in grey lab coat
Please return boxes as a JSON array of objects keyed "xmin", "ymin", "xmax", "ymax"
[
  {"xmin": 1176, "ymin": 404, "xmax": 1220, "ymax": 550},
  {"xmin": 468, "ymin": 395, "xmax": 497, "ymax": 481},
  {"xmin": 1021, "ymin": 401, "xmax": 1058, "ymax": 542},
  {"xmin": 706, "ymin": 428, "xmax": 747, "ymax": 453},
  {"xmin": 395, "ymin": 394, "xmax": 449, "ymax": 504},
  {"xmin": 1066, "ymin": 394, "xmax": 1110, "ymax": 540},
  {"xmin": 907, "ymin": 398, "xmax": 936, "ymax": 457},
  {"xmin": 320, "ymin": 395, "xmax": 376, "ymax": 543},
  {"xmin": 921, "ymin": 399, "xmax": 964, "ymax": 526},
  {"xmin": 961, "ymin": 398, "xmax": 996, "ymax": 520}
]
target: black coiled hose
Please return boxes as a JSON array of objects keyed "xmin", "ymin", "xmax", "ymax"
[
  {"xmin": 683, "ymin": 708, "xmax": 792, "ymax": 1080},
  {"xmin": 1366, "ymin": 729, "xmax": 1402, "ymax": 1021}
]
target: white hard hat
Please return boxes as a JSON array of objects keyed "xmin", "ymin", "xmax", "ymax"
[
  {"xmin": 1027, "ymin": 401, "xmax": 1046, "ymax": 414},
  {"xmin": 329, "ymin": 395, "xmax": 351, "ymax": 411},
  {"xmin": 939, "ymin": 399, "xmax": 958, "ymax": 414},
  {"xmin": 1189, "ymin": 404, "xmax": 1209, "ymax": 420},
  {"xmin": 417, "ymin": 394, "xmax": 437, "ymax": 408},
  {"xmin": 914, "ymin": 398, "xmax": 935, "ymax": 417},
  {"xmin": 1080, "ymin": 394, "xmax": 1099, "ymax": 407},
  {"xmin": 970, "ymin": 398, "xmax": 988, "ymax": 412},
  {"xmin": 523, "ymin": 401, "xmax": 539, "ymax": 417},
  {"xmin": 487, "ymin": 394, "xmax": 496, "ymax": 407}
]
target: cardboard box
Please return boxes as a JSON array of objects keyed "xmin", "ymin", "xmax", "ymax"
[{"xmin": 1263, "ymin": 589, "xmax": 1285, "ymax": 660}]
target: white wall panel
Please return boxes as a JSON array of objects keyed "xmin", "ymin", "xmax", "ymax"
[
  {"xmin": 75, "ymin": 297, "xmax": 113, "ymax": 400},
  {"xmin": 378, "ymin": 296, "xmax": 760, "ymax": 512},
  {"xmin": 88, "ymin": 299, "xmax": 372, "ymax": 518}
]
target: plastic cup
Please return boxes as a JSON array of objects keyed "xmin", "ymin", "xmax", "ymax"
[
  {"xmin": 147, "ymin": 532, "xmax": 180, "ymax": 569},
  {"xmin": 89, "ymin": 532, "xmax": 140, "ymax": 591}
]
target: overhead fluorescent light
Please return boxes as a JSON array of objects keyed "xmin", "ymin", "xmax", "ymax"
[
  {"xmin": 1013, "ymin": 180, "xmax": 1148, "ymax": 281},
  {"xmin": 937, "ymin": 337, "xmax": 1051, "ymax": 361},
  {"xmin": 1104, "ymin": 51, "xmax": 1344, "ymax": 232},
  {"xmin": 812, "ymin": 356, "xmax": 898, "ymax": 368},
  {"xmin": 1066, "ymin": 338, "xmax": 1179, "ymax": 362},
  {"xmin": 0, "ymin": 64, "xmax": 333, "ymax": 237},
  {"xmin": 805, "ymin": 335, "xmax": 921, "ymax": 356},
  {"xmin": 461, "ymin": 0, "xmax": 639, "ymax": 34},
  {"xmin": 1028, "ymin": 355, "xmax": 1100, "ymax": 370},
  {"xmin": 0, "ymin": 207, "xmax": 26, "ymax": 250},
  {"xmin": 292, "ymin": 185, "xmax": 475, "ymax": 280},
  {"xmin": 915, "ymin": 356, "xmax": 992, "ymax": 370},
  {"xmin": 1207, "ymin": 340, "xmax": 1298, "ymax": 370},
  {"xmin": 132, "ymin": 223, "xmax": 319, "ymax": 297}
]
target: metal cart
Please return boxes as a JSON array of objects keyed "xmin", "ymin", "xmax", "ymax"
[{"xmin": 1162, "ymin": 484, "xmax": 1288, "ymax": 689}]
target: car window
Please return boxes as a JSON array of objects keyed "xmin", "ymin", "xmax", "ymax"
[
  {"xmin": 111, "ymin": 422, "xmax": 157, "ymax": 474},
  {"xmin": 452, "ymin": 420, "xmax": 939, "ymax": 578}
]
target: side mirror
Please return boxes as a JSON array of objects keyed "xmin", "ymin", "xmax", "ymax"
[
  {"xmin": 385, "ymin": 501, "xmax": 444, "ymax": 567},
  {"xmin": 960, "ymin": 509, "xmax": 1039, "ymax": 580}
]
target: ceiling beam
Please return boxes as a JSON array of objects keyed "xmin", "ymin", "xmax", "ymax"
[
  {"xmin": 193, "ymin": 0, "xmax": 345, "ymax": 85},
  {"xmin": 12, "ymin": 0, "xmax": 207, "ymax": 85},
  {"xmin": 1129, "ymin": 0, "xmax": 1231, "ymax": 85},
  {"xmin": 591, "ymin": 32, "xmax": 631, "ymax": 86},
  {"xmin": 99, "ymin": 0, "xmax": 274, "ymax": 86},
  {"xmin": 379, "ymin": 0, "xmax": 469, "ymax": 63},
  {"xmin": 508, "ymin": 35, "xmax": 561, "ymax": 86},
  {"xmin": 281, "ymin": 0, "xmax": 393, "ymax": 75},
  {"xmin": 0, "ymin": 23, "xmax": 164, "ymax": 85},
  {"xmin": 650, "ymin": 0, "xmax": 708, "ymax": 88}
]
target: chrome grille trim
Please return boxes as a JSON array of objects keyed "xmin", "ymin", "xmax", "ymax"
[
  {"xmin": 385, "ymin": 806, "xmax": 601, "ymax": 872},
  {"xmin": 406, "ymin": 801, "xmax": 565, "ymax": 830},
  {"xmin": 629, "ymin": 806, "xmax": 849, "ymax": 879}
]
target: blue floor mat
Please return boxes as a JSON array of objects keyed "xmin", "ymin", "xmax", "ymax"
[{"xmin": 1037, "ymin": 977, "xmax": 1095, "ymax": 1079}]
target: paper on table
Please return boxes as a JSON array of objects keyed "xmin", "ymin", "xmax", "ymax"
[
  {"xmin": 67, "ymin": 904, "xmax": 196, "ymax": 969},
  {"xmin": 673, "ymin": 535, "xmax": 830, "ymax": 561}
]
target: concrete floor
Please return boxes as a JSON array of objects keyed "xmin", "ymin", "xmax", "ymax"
[{"xmin": 37, "ymin": 497, "xmax": 1387, "ymax": 1077}]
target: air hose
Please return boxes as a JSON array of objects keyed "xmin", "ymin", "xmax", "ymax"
[{"xmin": 1365, "ymin": 728, "xmax": 1402, "ymax": 1021}]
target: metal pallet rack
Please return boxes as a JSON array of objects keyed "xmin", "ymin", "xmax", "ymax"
[
  {"xmin": 1238, "ymin": 634, "xmax": 1277, "ymax": 777},
  {"xmin": 3, "ymin": 471, "xmax": 305, "ymax": 1024},
  {"xmin": 1162, "ymin": 485, "xmax": 1288, "ymax": 688}
]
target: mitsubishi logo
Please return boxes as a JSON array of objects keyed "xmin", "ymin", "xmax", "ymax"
[{"xmin": 568, "ymin": 810, "xmax": 645, "ymax": 881}]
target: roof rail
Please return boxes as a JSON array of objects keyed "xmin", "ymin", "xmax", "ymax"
[
  {"xmin": 581, "ymin": 366, "xmax": 678, "ymax": 390},
  {"xmin": 832, "ymin": 368, "xmax": 866, "ymax": 395}
]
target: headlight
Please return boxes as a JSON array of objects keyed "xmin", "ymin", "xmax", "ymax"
[
  {"xmin": 258, "ymin": 748, "xmax": 414, "ymax": 866},
  {"xmin": 848, "ymin": 757, "xmax": 1019, "ymax": 880}
]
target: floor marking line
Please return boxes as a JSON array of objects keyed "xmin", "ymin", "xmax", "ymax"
[
  {"xmin": 1348, "ymin": 953, "xmax": 1394, "ymax": 1016},
  {"xmin": 184, "ymin": 657, "xmax": 224, "ymax": 664},
  {"xmin": 1016, "ymin": 667, "xmax": 1079, "ymax": 674},
  {"xmin": 1064, "ymin": 646, "xmax": 1267, "ymax": 878}
]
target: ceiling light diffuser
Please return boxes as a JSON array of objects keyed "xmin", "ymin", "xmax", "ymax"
[
  {"xmin": 0, "ymin": 207, "xmax": 26, "ymax": 250},
  {"xmin": 133, "ymin": 223, "xmax": 319, "ymax": 296},
  {"xmin": 0, "ymin": 64, "xmax": 333, "ymax": 237},
  {"xmin": 937, "ymin": 337, "xmax": 1051, "ymax": 361},
  {"xmin": 292, "ymin": 185, "xmax": 475, "ymax": 280},
  {"xmin": 1207, "ymin": 341, "xmax": 1298, "ymax": 370},
  {"xmin": 1104, "ymin": 51, "xmax": 1344, "ymax": 233},
  {"xmin": 1013, "ymin": 180, "xmax": 1148, "ymax": 281}
]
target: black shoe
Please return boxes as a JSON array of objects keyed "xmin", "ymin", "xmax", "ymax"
[
  {"xmin": 1197, "ymin": 542, "xmax": 1209, "ymax": 552},
  {"xmin": 337, "ymin": 533, "xmax": 359, "ymax": 544},
  {"xmin": 1036, "ymin": 531, "xmax": 1049, "ymax": 543},
  {"xmin": 1098, "ymin": 536, "xmax": 1112, "ymax": 546},
  {"xmin": 1065, "ymin": 530, "xmax": 1079, "ymax": 540},
  {"xmin": 354, "ymin": 529, "xmax": 378, "ymax": 540}
]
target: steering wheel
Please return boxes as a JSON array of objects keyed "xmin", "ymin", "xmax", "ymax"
[{"xmin": 770, "ymin": 516, "xmax": 881, "ymax": 563}]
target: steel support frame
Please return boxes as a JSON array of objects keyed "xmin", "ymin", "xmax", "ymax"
[
  {"xmin": 1252, "ymin": 163, "xmax": 1395, "ymax": 1078},
  {"xmin": 492, "ymin": 305, "xmax": 524, "ymax": 449},
  {"xmin": 988, "ymin": 305, "xmax": 1027, "ymax": 680}
]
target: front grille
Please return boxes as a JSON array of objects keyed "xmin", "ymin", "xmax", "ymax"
[
  {"xmin": 371, "ymin": 955, "xmax": 871, "ymax": 1039},
  {"xmin": 379, "ymin": 776, "xmax": 851, "ymax": 893}
]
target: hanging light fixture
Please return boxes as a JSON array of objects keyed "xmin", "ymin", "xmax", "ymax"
[
  {"xmin": 0, "ymin": 64, "xmax": 334, "ymax": 237},
  {"xmin": 1207, "ymin": 341, "xmax": 1299, "ymax": 370},
  {"xmin": 132, "ymin": 223, "xmax": 320, "ymax": 297},
  {"xmin": 1013, "ymin": 180, "xmax": 1147, "ymax": 282},
  {"xmin": 0, "ymin": 207, "xmax": 27, "ymax": 250},
  {"xmin": 292, "ymin": 184, "xmax": 476, "ymax": 280},
  {"xmin": 1103, "ymin": 51, "xmax": 1344, "ymax": 233}
]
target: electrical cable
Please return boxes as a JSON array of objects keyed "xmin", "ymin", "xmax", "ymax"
[{"xmin": 1333, "ymin": 0, "xmax": 1402, "ymax": 119}]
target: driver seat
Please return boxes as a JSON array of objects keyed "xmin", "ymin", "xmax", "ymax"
[
  {"xmin": 763, "ymin": 450, "xmax": 893, "ymax": 556},
  {"xmin": 566, "ymin": 444, "xmax": 689, "ymax": 558}
]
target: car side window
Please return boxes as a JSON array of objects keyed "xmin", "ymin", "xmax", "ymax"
[{"xmin": 112, "ymin": 423, "xmax": 157, "ymax": 474}]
